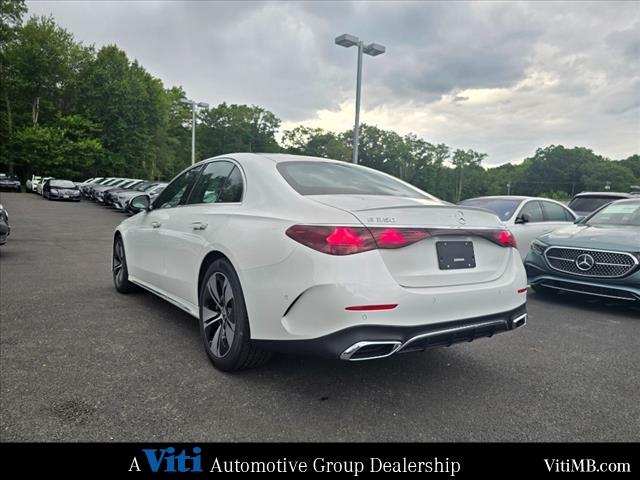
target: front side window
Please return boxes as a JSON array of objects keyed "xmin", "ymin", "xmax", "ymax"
[
  {"xmin": 541, "ymin": 201, "xmax": 574, "ymax": 221},
  {"xmin": 187, "ymin": 162, "xmax": 234, "ymax": 205},
  {"xmin": 153, "ymin": 167, "xmax": 202, "ymax": 209},
  {"xmin": 277, "ymin": 161, "xmax": 431, "ymax": 199}
]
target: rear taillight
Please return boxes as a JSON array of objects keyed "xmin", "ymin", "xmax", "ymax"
[
  {"xmin": 286, "ymin": 225, "xmax": 516, "ymax": 255},
  {"xmin": 493, "ymin": 229, "xmax": 517, "ymax": 248},
  {"xmin": 369, "ymin": 227, "xmax": 430, "ymax": 249},
  {"xmin": 285, "ymin": 225, "xmax": 376, "ymax": 255},
  {"xmin": 286, "ymin": 226, "xmax": 431, "ymax": 255}
]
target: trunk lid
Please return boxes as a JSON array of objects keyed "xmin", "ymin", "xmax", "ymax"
[{"xmin": 308, "ymin": 195, "xmax": 513, "ymax": 287}]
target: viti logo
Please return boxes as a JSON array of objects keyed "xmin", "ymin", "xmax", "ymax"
[{"xmin": 129, "ymin": 446, "xmax": 203, "ymax": 473}]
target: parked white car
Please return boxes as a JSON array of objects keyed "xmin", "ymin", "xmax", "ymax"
[
  {"xmin": 113, "ymin": 154, "xmax": 527, "ymax": 372},
  {"xmin": 27, "ymin": 175, "xmax": 42, "ymax": 193},
  {"xmin": 459, "ymin": 196, "xmax": 577, "ymax": 259},
  {"xmin": 36, "ymin": 177, "xmax": 52, "ymax": 195}
]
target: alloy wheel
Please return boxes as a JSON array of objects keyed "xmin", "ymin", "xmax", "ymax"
[
  {"xmin": 113, "ymin": 240, "xmax": 124, "ymax": 285},
  {"xmin": 202, "ymin": 272, "xmax": 236, "ymax": 358}
]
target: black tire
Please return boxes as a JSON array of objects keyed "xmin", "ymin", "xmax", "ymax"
[
  {"xmin": 199, "ymin": 259, "xmax": 271, "ymax": 372},
  {"xmin": 112, "ymin": 236, "xmax": 138, "ymax": 293}
]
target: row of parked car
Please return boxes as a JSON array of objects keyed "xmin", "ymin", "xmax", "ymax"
[
  {"xmin": 79, "ymin": 177, "xmax": 168, "ymax": 212},
  {"xmin": 20, "ymin": 174, "xmax": 167, "ymax": 213}
]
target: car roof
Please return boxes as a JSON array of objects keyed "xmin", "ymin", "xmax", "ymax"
[
  {"xmin": 196, "ymin": 152, "xmax": 350, "ymax": 166},
  {"xmin": 461, "ymin": 196, "xmax": 557, "ymax": 201},
  {"xmin": 571, "ymin": 191, "xmax": 632, "ymax": 198}
]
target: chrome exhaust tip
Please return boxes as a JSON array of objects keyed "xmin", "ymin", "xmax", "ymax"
[
  {"xmin": 340, "ymin": 341, "xmax": 402, "ymax": 361},
  {"xmin": 512, "ymin": 313, "xmax": 527, "ymax": 328}
]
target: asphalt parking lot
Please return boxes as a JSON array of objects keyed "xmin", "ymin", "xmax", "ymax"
[{"xmin": 1, "ymin": 191, "xmax": 639, "ymax": 442}]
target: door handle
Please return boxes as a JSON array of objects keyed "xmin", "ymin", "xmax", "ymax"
[
  {"xmin": 191, "ymin": 221, "xmax": 208, "ymax": 231},
  {"xmin": 151, "ymin": 221, "xmax": 161, "ymax": 229}
]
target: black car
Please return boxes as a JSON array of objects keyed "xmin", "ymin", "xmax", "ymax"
[
  {"xmin": 567, "ymin": 191, "xmax": 633, "ymax": 218},
  {"xmin": 0, "ymin": 175, "xmax": 21, "ymax": 192},
  {"xmin": 42, "ymin": 179, "xmax": 81, "ymax": 201},
  {"xmin": 0, "ymin": 203, "xmax": 9, "ymax": 245}
]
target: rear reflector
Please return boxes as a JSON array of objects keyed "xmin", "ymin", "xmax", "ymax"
[
  {"xmin": 518, "ymin": 288, "xmax": 527, "ymax": 294},
  {"xmin": 345, "ymin": 304, "xmax": 398, "ymax": 311}
]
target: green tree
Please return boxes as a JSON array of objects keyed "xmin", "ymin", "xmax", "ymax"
[
  {"xmin": 197, "ymin": 102, "xmax": 281, "ymax": 158},
  {"xmin": 451, "ymin": 149, "xmax": 486, "ymax": 201},
  {"xmin": 77, "ymin": 45, "xmax": 168, "ymax": 178},
  {"xmin": 281, "ymin": 125, "xmax": 350, "ymax": 161}
]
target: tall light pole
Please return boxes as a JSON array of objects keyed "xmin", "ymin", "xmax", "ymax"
[
  {"xmin": 180, "ymin": 98, "xmax": 209, "ymax": 165},
  {"xmin": 335, "ymin": 33, "xmax": 385, "ymax": 164}
]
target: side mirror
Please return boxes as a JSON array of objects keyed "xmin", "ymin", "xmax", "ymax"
[
  {"xmin": 129, "ymin": 194, "xmax": 150, "ymax": 213},
  {"xmin": 515, "ymin": 213, "xmax": 531, "ymax": 224},
  {"xmin": 574, "ymin": 216, "xmax": 584, "ymax": 224}
]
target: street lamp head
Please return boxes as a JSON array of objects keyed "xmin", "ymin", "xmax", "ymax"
[
  {"xmin": 363, "ymin": 43, "xmax": 386, "ymax": 56},
  {"xmin": 335, "ymin": 33, "xmax": 359, "ymax": 48},
  {"xmin": 197, "ymin": 102, "xmax": 209, "ymax": 109},
  {"xmin": 179, "ymin": 98, "xmax": 194, "ymax": 105}
]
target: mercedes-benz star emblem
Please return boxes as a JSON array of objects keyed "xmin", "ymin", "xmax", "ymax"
[
  {"xmin": 455, "ymin": 211, "xmax": 466, "ymax": 225},
  {"xmin": 575, "ymin": 253, "xmax": 595, "ymax": 271}
]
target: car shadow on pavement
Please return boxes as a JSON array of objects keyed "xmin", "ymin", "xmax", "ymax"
[
  {"xmin": 132, "ymin": 286, "xmax": 496, "ymax": 384},
  {"xmin": 530, "ymin": 291, "xmax": 640, "ymax": 318}
]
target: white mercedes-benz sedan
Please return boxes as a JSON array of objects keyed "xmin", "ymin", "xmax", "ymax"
[{"xmin": 113, "ymin": 153, "xmax": 527, "ymax": 371}]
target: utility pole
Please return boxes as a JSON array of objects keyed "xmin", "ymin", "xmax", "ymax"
[
  {"xmin": 335, "ymin": 34, "xmax": 386, "ymax": 164},
  {"xmin": 180, "ymin": 98, "xmax": 209, "ymax": 165}
]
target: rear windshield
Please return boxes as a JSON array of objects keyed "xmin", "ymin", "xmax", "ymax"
[
  {"xmin": 50, "ymin": 180, "xmax": 76, "ymax": 188},
  {"xmin": 458, "ymin": 198, "xmax": 522, "ymax": 221},
  {"xmin": 276, "ymin": 161, "xmax": 429, "ymax": 199},
  {"xmin": 586, "ymin": 201, "xmax": 640, "ymax": 226},
  {"xmin": 568, "ymin": 196, "xmax": 625, "ymax": 212}
]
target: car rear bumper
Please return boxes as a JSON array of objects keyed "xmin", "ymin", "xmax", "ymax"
[
  {"xmin": 254, "ymin": 303, "xmax": 527, "ymax": 360},
  {"xmin": 239, "ymin": 245, "xmax": 527, "ymax": 341}
]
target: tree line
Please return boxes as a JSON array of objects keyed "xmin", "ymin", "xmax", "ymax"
[{"xmin": 1, "ymin": 1, "xmax": 638, "ymax": 202}]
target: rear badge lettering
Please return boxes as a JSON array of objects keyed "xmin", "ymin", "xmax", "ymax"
[{"xmin": 366, "ymin": 217, "xmax": 397, "ymax": 223}]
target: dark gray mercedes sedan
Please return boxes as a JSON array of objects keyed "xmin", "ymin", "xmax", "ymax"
[{"xmin": 525, "ymin": 198, "xmax": 640, "ymax": 303}]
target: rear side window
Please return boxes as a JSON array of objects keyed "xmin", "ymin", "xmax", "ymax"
[
  {"xmin": 218, "ymin": 166, "xmax": 243, "ymax": 203},
  {"xmin": 276, "ymin": 161, "xmax": 430, "ymax": 199},
  {"xmin": 186, "ymin": 161, "xmax": 235, "ymax": 205},
  {"xmin": 520, "ymin": 201, "xmax": 544, "ymax": 222},
  {"xmin": 541, "ymin": 201, "xmax": 574, "ymax": 221}
]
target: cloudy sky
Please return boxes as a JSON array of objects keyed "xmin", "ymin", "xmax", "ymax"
[{"xmin": 27, "ymin": 1, "xmax": 639, "ymax": 165}]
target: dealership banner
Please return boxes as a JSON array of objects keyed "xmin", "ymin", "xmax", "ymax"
[{"xmin": 0, "ymin": 443, "xmax": 634, "ymax": 476}]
